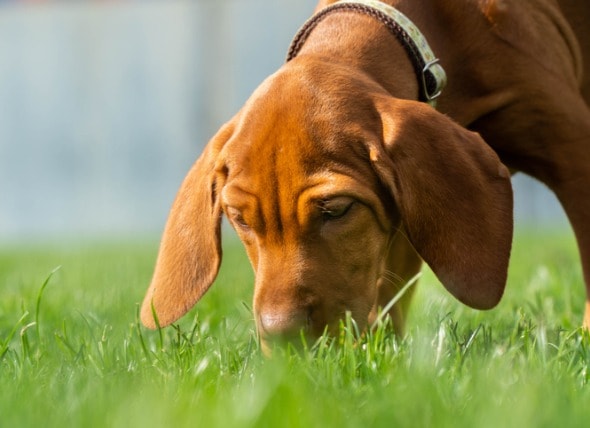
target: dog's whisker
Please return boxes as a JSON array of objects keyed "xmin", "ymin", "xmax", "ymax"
[
  {"xmin": 371, "ymin": 272, "xmax": 422, "ymax": 330},
  {"xmin": 381, "ymin": 270, "xmax": 404, "ymax": 285},
  {"xmin": 390, "ymin": 225, "xmax": 410, "ymax": 244}
]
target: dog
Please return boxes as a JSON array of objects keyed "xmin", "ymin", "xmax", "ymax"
[{"xmin": 141, "ymin": 0, "xmax": 590, "ymax": 352}]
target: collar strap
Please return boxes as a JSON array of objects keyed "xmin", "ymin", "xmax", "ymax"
[{"xmin": 287, "ymin": 0, "xmax": 447, "ymax": 107}]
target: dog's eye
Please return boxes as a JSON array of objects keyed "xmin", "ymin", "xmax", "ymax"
[
  {"xmin": 320, "ymin": 199, "xmax": 354, "ymax": 221},
  {"xmin": 227, "ymin": 207, "xmax": 250, "ymax": 230}
]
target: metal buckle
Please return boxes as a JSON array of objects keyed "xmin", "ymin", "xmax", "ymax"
[{"xmin": 421, "ymin": 58, "xmax": 444, "ymax": 103}]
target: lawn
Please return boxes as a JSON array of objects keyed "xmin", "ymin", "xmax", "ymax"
[{"xmin": 1, "ymin": 229, "xmax": 590, "ymax": 427}]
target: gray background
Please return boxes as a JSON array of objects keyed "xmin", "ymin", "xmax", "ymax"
[{"xmin": 0, "ymin": 0, "xmax": 568, "ymax": 244}]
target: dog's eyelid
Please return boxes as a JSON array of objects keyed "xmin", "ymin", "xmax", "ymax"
[
  {"xmin": 226, "ymin": 206, "xmax": 251, "ymax": 229},
  {"xmin": 318, "ymin": 195, "xmax": 355, "ymax": 207},
  {"xmin": 319, "ymin": 198, "xmax": 355, "ymax": 220}
]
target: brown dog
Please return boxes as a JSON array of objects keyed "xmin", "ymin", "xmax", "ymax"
[{"xmin": 141, "ymin": 0, "xmax": 590, "ymax": 351}]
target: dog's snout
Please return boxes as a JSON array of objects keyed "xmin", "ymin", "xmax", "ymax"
[{"xmin": 258, "ymin": 310, "xmax": 310, "ymax": 342}]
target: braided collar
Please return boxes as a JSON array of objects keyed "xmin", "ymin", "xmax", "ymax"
[{"xmin": 287, "ymin": 0, "xmax": 447, "ymax": 107}]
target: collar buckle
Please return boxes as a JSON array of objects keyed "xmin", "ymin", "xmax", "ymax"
[{"xmin": 422, "ymin": 59, "xmax": 446, "ymax": 107}]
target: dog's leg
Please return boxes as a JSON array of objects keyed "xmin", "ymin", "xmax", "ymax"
[
  {"xmin": 371, "ymin": 228, "xmax": 422, "ymax": 335},
  {"xmin": 551, "ymin": 178, "xmax": 590, "ymax": 330},
  {"xmin": 556, "ymin": 189, "xmax": 590, "ymax": 331},
  {"xmin": 537, "ymin": 105, "xmax": 590, "ymax": 330}
]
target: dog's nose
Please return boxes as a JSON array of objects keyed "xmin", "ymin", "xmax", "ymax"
[{"xmin": 258, "ymin": 310, "xmax": 310, "ymax": 342}]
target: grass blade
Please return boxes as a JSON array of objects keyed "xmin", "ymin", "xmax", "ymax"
[
  {"xmin": 0, "ymin": 311, "xmax": 30, "ymax": 362},
  {"xmin": 35, "ymin": 266, "xmax": 61, "ymax": 340}
]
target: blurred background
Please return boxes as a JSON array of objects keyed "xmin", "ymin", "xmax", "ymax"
[{"xmin": 0, "ymin": 0, "xmax": 569, "ymax": 244}]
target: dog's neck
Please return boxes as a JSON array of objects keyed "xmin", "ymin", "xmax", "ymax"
[{"xmin": 295, "ymin": 10, "xmax": 421, "ymax": 102}]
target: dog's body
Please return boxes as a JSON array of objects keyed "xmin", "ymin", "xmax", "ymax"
[{"xmin": 141, "ymin": 0, "xmax": 590, "ymax": 351}]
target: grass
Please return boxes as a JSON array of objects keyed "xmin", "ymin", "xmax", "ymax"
[{"xmin": 1, "ymin": 229, "xmax": 590, "ymax": 427}]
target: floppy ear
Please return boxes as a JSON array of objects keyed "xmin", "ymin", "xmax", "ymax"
[
  {"xmin": 369, "ymin": 98, "xmax": 513, "ymax": 309},
  {"xmin": 140, "ymin": 122, "xmax": 234, "ymax": 329}
]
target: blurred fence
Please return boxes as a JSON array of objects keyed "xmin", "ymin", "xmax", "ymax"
[{"xmin": 0, "ymin": 0, "xmax": 568, "ymax": 243}]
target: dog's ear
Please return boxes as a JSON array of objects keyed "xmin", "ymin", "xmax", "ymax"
[
  {"xmin": 369, "ymin": 98, "xmax": 513, "ymax": 309},
  {"xmin": 140, "ymin": 121, "xmax": 234, "ymax": 329}
]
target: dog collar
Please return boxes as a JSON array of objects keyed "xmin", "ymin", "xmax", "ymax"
[{"xmin": 287, "ymin": 0, "xmax": 447, "ymax": 107}]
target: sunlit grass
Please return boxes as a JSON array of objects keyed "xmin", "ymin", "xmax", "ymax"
[{"xmin": 1, "ymin": 229, "xmax": 590, "ymax": 427}]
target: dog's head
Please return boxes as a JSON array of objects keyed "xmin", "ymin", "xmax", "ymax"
[{"xmin": 140, "ymin": 58, "xmax": 513, "ymax": 351}]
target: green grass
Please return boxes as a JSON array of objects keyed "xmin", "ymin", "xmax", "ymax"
[{"xmin": 1, "ymin": 229, "xmax": 590, "ymax": 427}]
